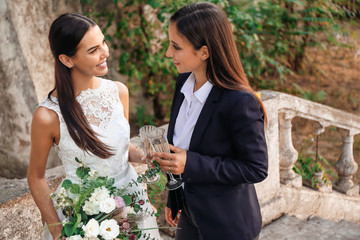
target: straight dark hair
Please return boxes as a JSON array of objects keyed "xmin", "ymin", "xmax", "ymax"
[
  {"xmin": 170, "ymin": 2, "xmax": 267, "ymax": 122},
  {"xmin": 48, "ymin": 13, "xmax": 114, "ymax": 158}
]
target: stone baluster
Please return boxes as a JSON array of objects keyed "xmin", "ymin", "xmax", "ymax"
[
  {"xmin": 334, "ymin": 130, "xmax": 359, "ymax": 196},
  {"xmin": 279, "ymin": 112, "xmax": 302, "ymax": 187}
]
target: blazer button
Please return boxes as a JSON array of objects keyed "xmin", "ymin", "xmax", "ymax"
[{"xmin": 188, "ymin": 188, "xmax": 195, "ymax": 193}]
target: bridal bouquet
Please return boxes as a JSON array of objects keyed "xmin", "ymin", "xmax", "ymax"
[{"xmin": 50, "ymin": 158, "xmax": 155, "ymax": 240}]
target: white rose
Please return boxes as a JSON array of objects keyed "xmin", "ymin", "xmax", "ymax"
[
  {"xmin": 67, "ymin": 235, "xmax": 83, "ymax": 240},
  {"xmin": 90, "ymin": 187, "xmax": 110, "ymax": 203},
  {"xmin": 83, "ymin": 200, "xmax": 100, "ymax": 215},
  {"xmin": 99, "ymin": 219, "xmax": 120, "ymax": 240},
  {"xmin": 82, "ymin": 219, "xmax": 100, "ymax": 238},
  {"xmin": 99, "ymin": 198, "xmax": 116, "ymax": 214}
]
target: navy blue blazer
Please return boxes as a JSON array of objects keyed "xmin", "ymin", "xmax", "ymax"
[{"xmin": 167, "ymin": 73, "xmax": 268, "ymax": 240}]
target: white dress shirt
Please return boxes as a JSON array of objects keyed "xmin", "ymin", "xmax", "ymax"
[{"xmin": 173, "ymin": 73, "xmax": 213, "ymax": 150}]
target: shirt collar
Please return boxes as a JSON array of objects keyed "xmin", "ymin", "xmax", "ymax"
[{"xmin": 181, "ymin": 73, "xmax": 213, "ymax": 104}]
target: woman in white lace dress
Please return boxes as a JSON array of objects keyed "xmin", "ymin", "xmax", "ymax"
[{"xmin": 27, "ymin": 13, "xmax": 160, "ymax": 240}]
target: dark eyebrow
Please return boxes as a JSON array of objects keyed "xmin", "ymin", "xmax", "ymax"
[
  {"xmin": 171, "ymin": 40, "xmax": 180, "ymax": 46},
  {"xmin": 87, "ymin": 45, "xmax": 98, "ymax": 52},
  {"xmin": 86, "ymin": 37, "xmax": 105, "ymax": 52}
]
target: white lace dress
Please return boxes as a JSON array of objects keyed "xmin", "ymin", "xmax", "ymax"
[{"xmin": 39, "ymin": 78, "xmax": 160, "ymax": 240}]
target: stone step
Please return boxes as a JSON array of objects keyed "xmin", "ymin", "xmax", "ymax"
[
  {"xmin": 259, "ymin": 215, "xmax": 360, "ymax": 240},
  {"xmin": 159, "ymin": 215, "xmax": 360, "ymax": 240}
]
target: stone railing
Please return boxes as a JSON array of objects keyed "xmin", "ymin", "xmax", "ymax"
[
  {"xmin": 1, "ymin": 90, "xmax": 360, "ymax": 239},
  {"xmin": 256, "ymin": 90, "xmax": 360, "ymax": 225}
]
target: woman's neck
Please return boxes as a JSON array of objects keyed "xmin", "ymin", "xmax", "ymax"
[
  {"xmin": 193, "ymin": 70, "xmax": 208, "ymax": 92},
  {"xmin": 71, "ymin": 72, "xmax": 98, "ymax": 96}
]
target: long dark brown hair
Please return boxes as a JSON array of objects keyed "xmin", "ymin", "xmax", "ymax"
[
  {"xmin": 48, "ymin": 13, "xmax": 113, "ymax": 158},
  {"xmin": 170, "ymin": 3, "xmax": 267, "ymax": 121}
]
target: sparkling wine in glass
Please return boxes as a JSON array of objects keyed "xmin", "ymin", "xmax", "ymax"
[
  {"xmin": 147, "ymin": 128, "xmax": 183, "ymax": 191},
  {"xmin": 139, "ymin": 125, "xmax": 160, "ymax": 184}
]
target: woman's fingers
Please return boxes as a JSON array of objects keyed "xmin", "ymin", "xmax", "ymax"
[
  {"xmin": 174, "ymin": 210, "xmax": 182, "ymax": 225},
  {"xmin": 152, "ymin": 146, "xmax": 186, "ymax": 174},
  {"xmin": 152, "ymin": 151, "xmax": 173, "ymax": 160},
  {"xmin": 169, "ymin": 144, "xmax": 183, "ymax": 153},
  {"xmin": 165, "ymin": 207, "xmax": 176, "ymax": 227}
]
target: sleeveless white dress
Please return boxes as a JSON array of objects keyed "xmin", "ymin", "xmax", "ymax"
[{"xmin": 39, "ymin": 78, "xmax": 160, "ymax": 240}]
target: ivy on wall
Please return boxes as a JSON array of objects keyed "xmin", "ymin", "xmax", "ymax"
[{"xmin": 80, "ymin": 0, "xmax": 351, "ymax": 126}]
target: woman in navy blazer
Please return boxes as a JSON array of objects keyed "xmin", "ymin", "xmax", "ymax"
[{"xmin": 153, "ymin": 3, "xmax": 268, "ymax": 240}]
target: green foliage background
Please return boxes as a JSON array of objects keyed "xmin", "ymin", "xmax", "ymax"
[{"xmin": 80, "ymin": 0, "xmax": 358, "ymax": 126}]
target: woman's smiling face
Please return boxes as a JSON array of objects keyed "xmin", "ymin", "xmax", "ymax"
[
  {"xmin": 70, "ymin": 25, "xmax": 110, "ymax": 78},
  {"xmin": 166, "ymin": 22, "xmax": 206, "ymax": 74}
]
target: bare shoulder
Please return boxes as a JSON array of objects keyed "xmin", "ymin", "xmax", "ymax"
[
  {"xmin": 113, "ymin": 81, "xmax": 129, "ymax": 98},
  {"xmin": 32, "ymin": 106, "xmax": 59, "ymax": 129}
]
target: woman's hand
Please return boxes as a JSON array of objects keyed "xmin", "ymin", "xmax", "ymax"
[
  {"xmin": 153, "ymin": 145, "xmax": 187, "ymax": 175},
  {"xmin": 128, "ymin": 141, "xmax": 147, "ymax": 164},
  {"xmin": 50, "ymin": 225, "xmax": 64, "ymax": 240},
  {"xmin": 165, "ymin": 207, "xmax": 181, "ymax": 227}
]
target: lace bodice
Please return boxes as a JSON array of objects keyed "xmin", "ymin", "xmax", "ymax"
[
  {"xmin": 40, "ymin": 78, "xmax": 160, "ymax": 240},
  {"xmin": 39, "ymin": 78, "xmax": 130, "ymax": 184}
]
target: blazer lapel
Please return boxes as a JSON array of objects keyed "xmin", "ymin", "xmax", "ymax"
[{"xmin": 189, "ymin": 86, "xmax": 222, "ymax": 150}]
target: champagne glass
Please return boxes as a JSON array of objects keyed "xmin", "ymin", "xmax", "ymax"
[
  {"xmin": 139, "ymin": 125, "xmax": 160, "ymax": 184},
  {"xmin": 147, "ymin": 128, "xmax": 183, "ymax": 191}
]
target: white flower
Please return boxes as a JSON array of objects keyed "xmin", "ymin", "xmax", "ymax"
[
  {"xmin": 99, "ymin": 198, "xmax": 116, "ymax": 214},
  {"xmin": 67, "ymin": 235, "xmax": 83, "ymax": 240},
  {"xmin": 99, "ymin": 219, "xmax": 120, "ymax": 240},
  {"xmin": 90, "ymin": 187, "xmax": 110, "ymax": 203},
  {"xmin": 126, "ymin": 206, "xmax": 136, "ymax": 215},
  {"xmin": 83, "ymin": 200, "xmax": 100, "ymax": 215},
  {"xmin": 82, "ymin": 219, "xmax": 100, "ymax": 238},
  {"xmin": 62, "ymin": 218, "xmax": 69, "ymax": 226},
  {"xmin": 59, "ymin": 187, "xmax": 67, "ymax": 196},
  {"xmin": 89, "ymin": 169, "xmax": 98, "ymax": 178}
]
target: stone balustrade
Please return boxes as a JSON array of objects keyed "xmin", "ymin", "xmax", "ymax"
[
  {"xmin": 261, "ymin": 90, "xmax": 360, "ymax": 196},
  {"xmin": 1, "ymin": 90, "xmax": 360, "ymax": 239},
  {"xmin": 256, "ymin": 90, "xmax": 360, "ymax": 225}
]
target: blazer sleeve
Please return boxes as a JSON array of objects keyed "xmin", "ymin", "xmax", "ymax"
[{"xmin": 183, "ymin": 93, "xmax": 268, "ymax": 185}]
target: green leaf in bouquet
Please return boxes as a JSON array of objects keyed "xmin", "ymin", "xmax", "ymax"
[
  {"xmin": 133, "ymin": 203, "xmax": 141, "ymax": 213},
  {"xmin": 81, "ymin": 211, "xmax": 88, "ymax": 222},
  {"xmin": 137, "ymin": 176, "xmax": 143, "ymax": 183},
  {"xmin": 62, "ymin": 179, "xmax": 73, "ymax": 189},
  {"xmin": 76, "ymin": 167, "xmax": 90, "ymax": 180},
  {"xmin": 64, "ymin": 222, "xmax": 75, "ymax": 236},
  {"xmin": 122, "ymin": 195, "xmax": 132, "ymax": 206},
  {"xmin": 107, "ymin": 177, "xmax": 115, "ymax": 186},
  {"xmin": 70, "ymin": 184, "xmax": 81, "ymax": 194},
  {"xmin": 72, "ymin": 212, "xmax": 82, "ymax": 233}
]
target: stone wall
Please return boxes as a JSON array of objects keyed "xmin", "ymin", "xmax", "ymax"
[
  {"xmin": 0, "ymin": 0, "xmax": 39, "ymax": 178},
  {"xmin": 0, "ymin": 0, "xmax": 84, "ymax": 178}
]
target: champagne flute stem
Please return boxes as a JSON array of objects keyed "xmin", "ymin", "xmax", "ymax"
[{"xmin": 167, "ymin": 172, "xmax": 177, "ymax": 181}]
